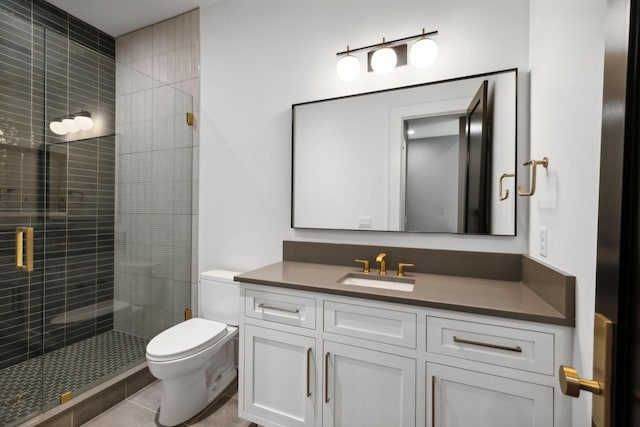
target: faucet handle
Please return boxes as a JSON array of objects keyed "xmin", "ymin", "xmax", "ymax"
[
  {"xmin": 354, "ymin": 259, "xmax": 370, "ymax": 273},
  {"xmin": 397, "ymin": 263, "xmax": 415, "ymax": 277}
]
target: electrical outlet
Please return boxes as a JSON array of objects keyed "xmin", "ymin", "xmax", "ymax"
[{"xmin": 539, "ymin": 227, "xmax": 548, "ymax": 257}]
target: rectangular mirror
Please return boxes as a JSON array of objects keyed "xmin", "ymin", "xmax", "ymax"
[{"xmin": 292, "ymin": 69, "xmax": 517, "ymax": 235}]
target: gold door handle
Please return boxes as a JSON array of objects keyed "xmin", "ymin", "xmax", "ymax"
[
  {"xmin": 324, "ymin": 352, "xmax": 330, "ymax": 403},
  {"xmin": 560, "ymin": 313, "xmax": 612, "ymax": 427},
  {"xmin": 16, "ymin": 227, "xmax": 34, "ymax": 272},
  {"xmin": 559, "ymin": 365, "xmax": 603, "ymax": 397},
  {"xmin": 306, "ymin": 348, "xmax": 312, "ymax": 397}
]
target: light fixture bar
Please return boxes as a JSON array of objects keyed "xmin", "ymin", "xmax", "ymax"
[{"xmin": 336, "ymin": 29, "xmax": 438, "ymax": 56}]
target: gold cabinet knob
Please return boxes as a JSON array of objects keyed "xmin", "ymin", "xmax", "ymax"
[
  {"xmin": 559, "ymin": 365, "xmax": 603, "ymax": 397},
  {"xmin": 397, "ymin": 262, "xmax": 414, "ymax": 277},
  {"xmin": 354, "ymin": 259, "xmax": 370, "ymax": 273}
]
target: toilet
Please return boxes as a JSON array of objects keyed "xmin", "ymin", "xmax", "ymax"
[{"xmin": 146, "ymin": 270, "xmax": 240, "ymax": 426}]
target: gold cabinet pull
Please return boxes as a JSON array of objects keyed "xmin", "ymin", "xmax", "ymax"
[
  {"xmin": 453, "ymin": 336, "xmax": 522, "ymax": 353},
  {"xmin": 354, "ymin": 259, "xmax": 370, "ymax": 273},
  {"xmin": 15, "ymin": 227, "xmax": 34, "ymax": 272},
  {"xmin": 431, "ymin": 375, "xmax": 436, "ymax": 427},
  {"xmin": 306, "ymin": 348, "xmax": 312, "ymax": 397},
  {"xmin": 499, "ymin": 173, "xmax": 515, "ymax": 201},
  {"xmin": 257, "ymin": 303, "xmax": 300, "ymax": 314},
  {"xmin": 518, "ymin": 157, "xmax": 548, "ymax": 197},
  {"xmin": 324, "ymin": 352, "xmax": 330, "ymax": 403}
]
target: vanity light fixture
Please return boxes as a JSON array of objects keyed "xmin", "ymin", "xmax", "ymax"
[
  {"xmin": 370, "ymin": 38, "xmax": 397, "ymax": 75},
  {"xmin": 409, "ymin": 29, "xmax": 438, "ymax": 68},
  {"xmin": 49, "ymin": 111, "xmax": 94, "ymax": 135},
  {"xmin": 336, "ymin": 28, "xmax": 438, "ymax": 80},
  {"xmin": 336, "ymin": 46, "xmax": 361, "ymax": 82}
]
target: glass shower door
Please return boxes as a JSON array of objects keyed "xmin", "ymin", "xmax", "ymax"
[
  {"xmin": 0, "ymin": 4, "xmax": 46, "ymax": 424},
  {"xmin": 114, "ymin": 62, "xmax": 194, "ymax": 342},
  {"xmin": 0, "ymin": 139, "xmax": 47, "ymax": 427}
]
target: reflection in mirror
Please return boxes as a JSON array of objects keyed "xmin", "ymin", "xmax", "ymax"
[{"xmin": 292, "ymin": 69, "xmax": 517, "ymax": 235}]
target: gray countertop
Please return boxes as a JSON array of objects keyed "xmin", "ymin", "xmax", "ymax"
[{"xmin": 235, "ymin": 260, "xmax": 572, "ymax": 326}]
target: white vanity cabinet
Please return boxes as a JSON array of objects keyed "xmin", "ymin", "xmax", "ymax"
[
  {"xmin": 323, "ymin": 340, "xmax": 416, "ymax": 427},
  {"xmin": 242, "ymin": 325, "xmax": 316, "ymax": 427},
  {"xmin": 427, "ymin": 363, "xmax": 553, "ymax": 427},
  {"xmin": 238, "ymin": 283, "xmax": 572, "ymax": 427}
]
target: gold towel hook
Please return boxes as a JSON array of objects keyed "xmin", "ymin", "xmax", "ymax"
[
  {"xmin": 518, "ymin": 157, "xmax": 549, "ymax": 197},
  {"xmin": 499, "ymin": 173, "xmax": 515, "ymax": 201}
]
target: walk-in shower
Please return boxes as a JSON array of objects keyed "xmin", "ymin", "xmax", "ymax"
[{"xmin": 0, "ymin": 1, "xmax": 194, "ymax": 425}]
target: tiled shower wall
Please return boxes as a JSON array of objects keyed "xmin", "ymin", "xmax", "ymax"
[
  {"xmin": 0, "ymin": 0, "xmax": 115, "ymax": 368},
  {"xmin": 114, "ymin": 9, "xmax": 200, "ymax": 338}
]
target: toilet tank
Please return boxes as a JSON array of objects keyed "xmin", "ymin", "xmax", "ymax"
[{"xmin": 199, "ymin": 270, "xmax": 241, "ymax": 326}]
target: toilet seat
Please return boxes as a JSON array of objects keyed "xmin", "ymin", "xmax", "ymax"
[{"xmin": 146, "ymin": 318, "xmax": 228, "ymax": 362}]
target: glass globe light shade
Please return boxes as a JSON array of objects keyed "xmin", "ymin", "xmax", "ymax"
[
  {"xmin": 410, "ymin": 38, "xmax": 438, "ymax": 68},
  {"xmin": 74, "ymin": 114, "xmax": 94, "ymax": 131},
  {"xmin": 62, "ymin": 118, "xmax": 79, "ymax": 133},
  {"xmin": 49, "ymin": 121, "xmax": 68, "ymax": 135},
  {"xmin": 371, "ymin": 47, "xmax": 397, "ymax": 75},
  {"xmin": 336, "ymin": 54, "xmax": 360, "ymax": 82}
]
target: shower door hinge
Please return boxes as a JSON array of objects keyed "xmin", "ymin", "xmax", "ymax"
[
  {"xmin": 186, "ymin": 112, "xmax": 194, "ymax": 126},
  {"xmin": 185, "ymin": 308, "xmax": 193, "ymax": 320},
  {"xmin": 60, "ymin": 391, "xmax": 72, "ymax": 404}
]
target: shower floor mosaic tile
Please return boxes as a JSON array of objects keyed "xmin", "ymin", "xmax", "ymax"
[{"xmin": 0, "ymin": 330, "xmax": 147, "ymax": 426}]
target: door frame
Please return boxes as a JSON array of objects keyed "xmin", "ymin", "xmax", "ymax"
[{"xmin": 596, "ymin": 0, "xmax": 639, "ymax": 424}]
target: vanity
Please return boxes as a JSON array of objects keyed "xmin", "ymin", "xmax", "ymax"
[{"xmin": 235, "ymin": 242, "xmax": 575, "ymax": 427}]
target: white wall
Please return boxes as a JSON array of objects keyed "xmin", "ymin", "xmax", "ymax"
[
  {"xmin": 529, "ymin": 1, "xmax": 606, "ymax": 425},
  {"xmin": 200, "ymin": 2, "xmax": 608, "ymax": 425},
  {"xmin": 199, "ymin": 0, "xmax": 530, "ymax": 274}
]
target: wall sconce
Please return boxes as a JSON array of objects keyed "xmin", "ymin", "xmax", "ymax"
[
  {"xmin": 336, "ymin": 28, "xmax": 438, "ymax": 81},
  {"xmin": 49, "ymin": 111, "xmax": 94, "ymax": 136}
]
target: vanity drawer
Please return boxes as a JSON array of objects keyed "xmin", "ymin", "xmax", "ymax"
[
  {"xmin": 426, "ymin": 316, "xmax": 554, "ymax": 375},
  {"xmin": 244, "ymin": 289, "xmax": 316, "ymax": 329},
  {"xmin": 324, "ymin": 300, "xmax": 416, "ymax": 348}
]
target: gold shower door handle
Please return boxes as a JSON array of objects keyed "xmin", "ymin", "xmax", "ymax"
[{"xmin": 16, "ymin": 227, "xmax": 34, "ymax": 272}]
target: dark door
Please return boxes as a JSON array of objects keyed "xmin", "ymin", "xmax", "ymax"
[
  {"xmin": 594, "ymin": 0, "xmax": 640, "ymax": 425},
  {"xmin": 464, "ymin": 80, "xmax": 490, "ymax": 233}
]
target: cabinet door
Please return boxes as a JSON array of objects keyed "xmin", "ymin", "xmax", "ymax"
[
  {"xmin": 427, "ymin": 363, "xmax": 553, "ymax": 427},
  {"xmin": 322, "ymin": 341, "xmax": 416, "ymax": 427},
  {"xmin": 243, "ymin": 325, "xmax": 316, "ymax": 427}
]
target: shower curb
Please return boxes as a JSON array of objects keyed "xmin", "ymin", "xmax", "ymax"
[{"xmin": 18, "ymin": 362, "xmax": 154, "ymax": 427}]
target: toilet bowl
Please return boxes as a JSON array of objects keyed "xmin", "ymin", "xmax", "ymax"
[{"xmin": 146, "ymin": 270, "xmax": 240, "ymax": 426}]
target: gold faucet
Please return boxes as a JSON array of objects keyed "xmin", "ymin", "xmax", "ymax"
[
  {"xmin": 397, "ymin": 263, "xmax": 415, "ymax": 277},
  {"xmin": 376, "ymin": 253, "xmax": 387, "ymax": 275}
]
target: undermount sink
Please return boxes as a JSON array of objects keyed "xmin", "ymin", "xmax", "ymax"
[{"xmin": 338, "ymin": 273, "xmax": 415, "ymax": 292}]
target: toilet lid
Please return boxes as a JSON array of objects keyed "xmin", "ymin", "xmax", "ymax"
[{"xmin": 146, "ymin": 318, "xmax": 228, "ymax": 362}]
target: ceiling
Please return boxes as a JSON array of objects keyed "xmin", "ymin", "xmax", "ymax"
[{"xmin": 47, "ymin": 0, "xmax": 221, "ymax": 37}]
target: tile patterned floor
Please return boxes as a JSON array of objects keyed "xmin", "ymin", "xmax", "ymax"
[
  {"xmin": 0, "ymin": 331, "xmax": 147, "ymax": 426},
  {"xmin": 82, "ymin": 380, "xmax": 255, "ymax": 427}
]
